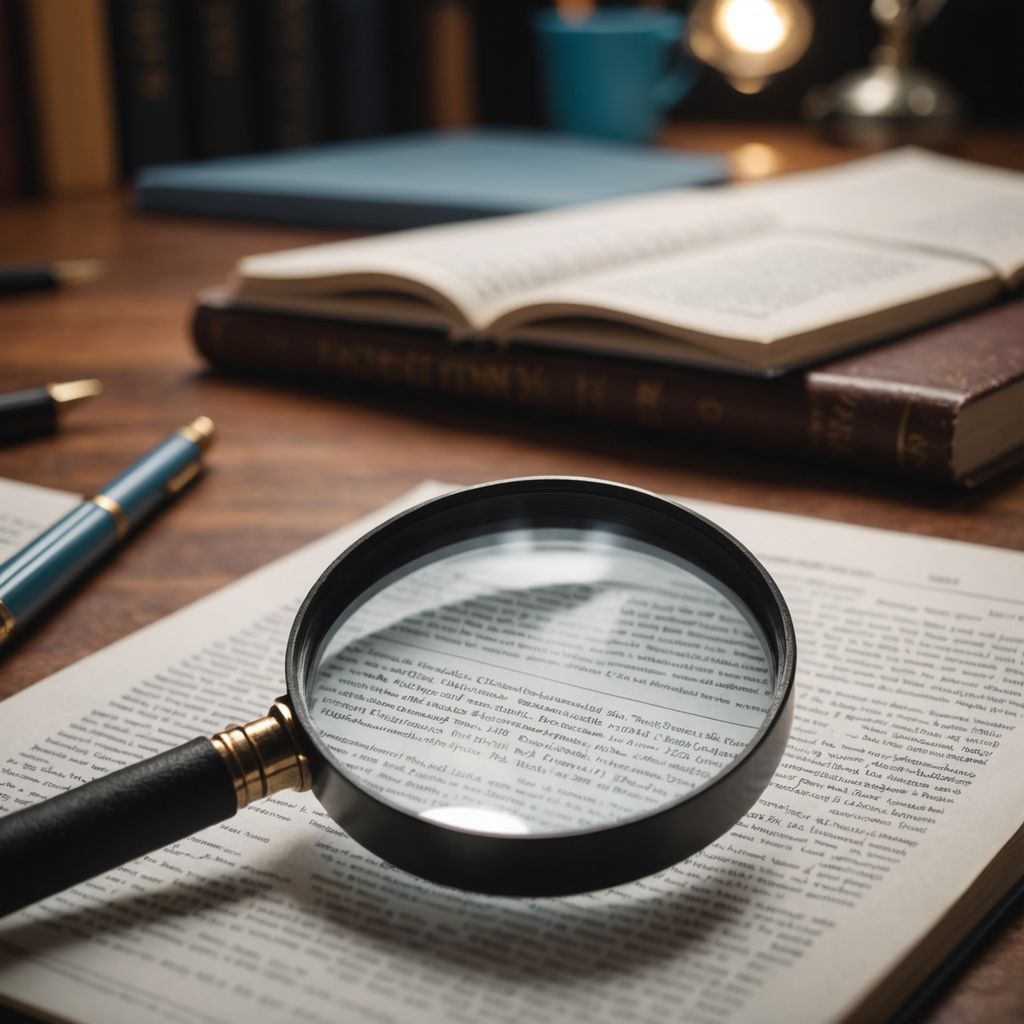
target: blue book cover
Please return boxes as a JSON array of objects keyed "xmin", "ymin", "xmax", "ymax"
[{"xmin": 136, "ymin": 129, "xmax": 729, "ymax": 230}]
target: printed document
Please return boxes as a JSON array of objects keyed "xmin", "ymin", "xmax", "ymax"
[{"xmin": 1, "ymin": 480, "xmax": 1022, "ymax": 1024}]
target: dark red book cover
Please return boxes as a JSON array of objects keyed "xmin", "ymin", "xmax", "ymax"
[{"xmin": 191, "ymin": 291, "xmax": 1024, "ymax": 487}]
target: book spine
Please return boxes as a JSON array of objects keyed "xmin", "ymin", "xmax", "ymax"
[
  {"xmin": 426, "ymin": 0, "xmax": 477, "ymax": 129},
  {"xmin": 382, "ymin": 0, "xmax": 430, "ymax": 132},
  {"xmin": 192, "ymin": 303, "xmax": 966, "ymax": 485},
  {"xmin": 24, "ymin": 0, "xmax": 119, "ymax": 194},
  {"xmin": 253, "ymin": 0, "xmax": 326, "ymax": 150},
  {"xmin": 804, "ymin": 374, "xmax": 957, "ymax": 482},
  {"xmin": 108, "ymin": 0, "xmax": 188, "ymax": 173},
  {"xmin": 469, "ymin": 0, "xmax": 544, "ymax": 126},
  {"xmin": 0, "ymin": 0, "xmax": 22, "ymax": 198},
  {"xmin": 2, "ymin": 0, "xmax": 38, "ymax": 196},
  {"xmin": 323, "ymin": 0, "xmax": 389, "ymax": 139},
  {"xmin": 181, "ymin": 0, "xmax": 253, "ymax": 158}
]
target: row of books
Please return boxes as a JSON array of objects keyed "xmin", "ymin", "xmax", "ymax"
[
  {"xmin": 0, "ymin": 0, "xmax": 545, "ymax": 199},
  {"xmin": 192, "ymin": 149, "xmax": 1024, "ymax": 488}
]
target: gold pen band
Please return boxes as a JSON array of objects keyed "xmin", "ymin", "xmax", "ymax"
[
  {"xmin": 88, "ymin": 493, "xmax": 127, "ymax": 541},
  {"xmin": 210, "ymin": 699, "xmax": 311, "ymax": 810},
  {"xmin": 0, "ymin": 600, "xmax": 15, "ymax": 646}
]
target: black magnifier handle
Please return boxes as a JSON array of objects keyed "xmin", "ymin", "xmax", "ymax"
[{"xmin": 0, "ymin": 700, "xmax": 310, "ymax": 917}]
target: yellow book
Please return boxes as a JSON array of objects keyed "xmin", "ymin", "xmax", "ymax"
[
  {"xmin": 25, "ymin": 0, "xmax": 119, "ymax": 194},
  {"xmin": 428, "ymin": 0, "xmax": 477, "ymax": 129}
]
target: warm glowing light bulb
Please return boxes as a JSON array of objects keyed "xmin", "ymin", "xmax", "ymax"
[
  {"xmin": 689, "ymin": 0, "xmax": 812, "ymax": 95},
  {"xmin": 716, "ymin": 0, "xmax": 790, "ymax": 55}
]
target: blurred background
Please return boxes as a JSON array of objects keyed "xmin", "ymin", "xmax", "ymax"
[{"xmin": 1, "ymin": 0, "xmax": 1020, "ymax": 200}]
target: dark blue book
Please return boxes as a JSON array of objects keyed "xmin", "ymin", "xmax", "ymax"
[
  {"xmin": 108, "ymin": 0, "xmax": 189, "ymax": 172},
  {"xmin": 324, "ymin": 0, "xmax": 389, "ymax": 139},
  {"xmin": 470, "ymin": 0, "xmax": 546, "ymax": 127},
  {"xmin": 382, "ymin": 0, "xmax": 430, "ymax": 132},
  {"xmin": 136, "ymin": 128, "xmax": 729, "ymax": 229},
  {"xmin": 180, "ymin": 0, "xmax": 254, "ymax": 158},
  {"xmin": 251, "ymin": 0, "xmax": 326, "ymax": 150}
]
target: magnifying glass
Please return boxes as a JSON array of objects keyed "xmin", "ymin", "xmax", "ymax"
[{"xmin": 0, "ymin": 478, "xmax": 795, "ymax": 915}]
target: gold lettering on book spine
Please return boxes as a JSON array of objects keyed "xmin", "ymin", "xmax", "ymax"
[
  {"xmin": 636, "ymin": 381, "xmax": 663, "ymax": 427},
  {"xmin": 130, "ymin": 1, "xmax": 173, "ymax": 100},
  {"xmin": 576, "ymin": 376, "xmax": 605, "ymax": 414},
  {"xmin": 513, "ymin": 366, "xmax": 551, "ymax": 406},
  {"xmin": 199, "ymin": 1, "xmax": 239, "ymax": 76},
  {"xmin": 896, "ymin": 400, "xmax": 930, "ymax": 470},
  {"xmin": 821, "ymin": 392, "xmax": 860, "ymax": 457},
  {"xmin": 314, "ymin": 336, "xmax": 561, "ymax": 402},
  {"xmin": 696, "ymin": 399, "xmax": 723, "ymax": 424}
]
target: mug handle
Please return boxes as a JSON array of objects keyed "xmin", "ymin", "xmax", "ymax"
[{"xmin": 653, "ymin": 24, "xmax": 699, "ymax": 110}]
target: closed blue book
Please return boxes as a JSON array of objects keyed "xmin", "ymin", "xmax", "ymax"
[{"xmin": 135, "ymin": 129, "xmax": 730, "ymax": 230}]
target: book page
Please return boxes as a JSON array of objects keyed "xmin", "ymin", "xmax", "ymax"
[
  {"xmin": 490, "ymin": 231, "xmax": 996, "ymax": 367},
  {"xmin": 2, "ymin": 483, "xmax": 1024, "ymax": 1024},
  {"xmin": 0, "ymin": 478, "xmax": 80, "ymax": 559},
  {"xmin": 236, "ymin": 190, "xmax": 773, "ymax": 331},
  {"xmin": 228, "ymin": 148, "xmax": 1022, "ymax": 371},
  {"xmin": 757, "ymin": 148, "xmax": 1024, "ymax": 283}
]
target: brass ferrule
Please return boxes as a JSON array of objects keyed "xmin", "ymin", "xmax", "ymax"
[
  {"xmin": 88, "ymin": 493, "xmax": 127, "ymax": 540},
  {"xmin": 209, "ymin": 698, "xmax": 311, "ymax": 809}
]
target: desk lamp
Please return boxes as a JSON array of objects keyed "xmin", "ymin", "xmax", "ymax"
[
  {"xmin": 803, "ymin": 0, "xmax": 962, "ymax": 147},
  {"xmin": 688, "ymin": 0, "xmax": 813, "ymax": 95}
]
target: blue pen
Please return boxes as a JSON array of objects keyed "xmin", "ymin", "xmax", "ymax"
[{"xmin": 0, "ymin": 416, "xmax": 214, "ymax": 647}]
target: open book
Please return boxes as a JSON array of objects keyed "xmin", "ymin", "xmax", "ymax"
[
  {"xmin": 226, "ymin": 149, "xmax": 1024, "ymax": 376},
  {"xmin": 2, "ymin": 479, "xmax": 1024, "ymax": 1024}
]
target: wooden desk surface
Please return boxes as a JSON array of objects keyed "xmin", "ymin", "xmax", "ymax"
[{"xmin": 1, "ymin": 126, "xmax": 1023, "ymax": 1023}]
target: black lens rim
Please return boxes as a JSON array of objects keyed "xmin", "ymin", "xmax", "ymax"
[{"xmin": 286, "ymin": 477, "xmax": 796, "ymax": 896}]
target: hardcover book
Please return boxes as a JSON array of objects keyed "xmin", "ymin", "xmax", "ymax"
[
  {"xmin": 108, "ymin": 0, "xmax": 188, "ymax": 173},
  {"xmin": 135, "ymin": 128, "xmax": 730, "ymax": 229},
  {"xmin": 180, "ymin": 0, "xmax": 253, "ymax": 158},
  {"xmin": 382, "ymin": 0, "xmax": 430, "ymax": 133},
  {"xmin": 25, "ymin": 0, "xmax": 118, "ymax": 193},
  {"xmin": 221, "ymin": 148, "xmax": 1024, "ymax": 375},
  {"xmin": 251, "ymin": 0, "xmax": 326, "ymax": 150},
  {"xmin": 470, "ymin": 0, "xmax": 545, "ymax": 126},
  {"xmin": 323, "ymin": 0, "xmax": 390, "ymax": 139},
  {"xmin": 192, "ymin": 292, "xmax": 1024, "ymax": 487}
]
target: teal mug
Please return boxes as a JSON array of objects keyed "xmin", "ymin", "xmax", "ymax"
[{"xmin": 533, "ymin": 9, "xmax": 698, "ymax": 144}]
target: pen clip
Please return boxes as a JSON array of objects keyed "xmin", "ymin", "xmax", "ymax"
[{"xmin": 166, "ymin": 461, "xmax": 202, "ymax": 496}]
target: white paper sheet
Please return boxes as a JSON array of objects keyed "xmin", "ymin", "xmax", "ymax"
[{"xmin": 2, "ymin": 480, "xmax": 1022, "ymax": 1024}]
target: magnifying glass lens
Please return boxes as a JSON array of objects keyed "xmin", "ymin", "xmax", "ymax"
[{"xmin": 306, "ymin": 527, "xmax": 774, "ymax": 837}]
